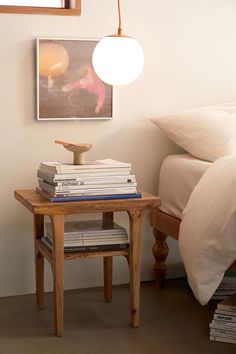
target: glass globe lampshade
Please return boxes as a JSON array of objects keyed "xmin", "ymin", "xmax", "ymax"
[{"xmin": 92, "ymin": 35, "xmax": 144, "ymax": 86}]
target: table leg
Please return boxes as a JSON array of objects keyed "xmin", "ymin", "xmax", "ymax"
[
  {"xmin": 102, "ymin": 212, "xmax": 113, "ymax": 301},
  {"xmin": 33, "ymin": 214, "xmax": 44, "ymax": 309},
  {"xmin": 127, "ymin": 209, "xmax": 143, "ymax": 327},
  {"xmin": 152, "ymin": 229, "xmax": 169, "ymax": 289},
  {"xmin": 103, "ymin": 256, "xmax": 113, "ymax": 301},
  {"xmin": 50, "ymin": 214, "xmax": 65, "ymax": 337}
]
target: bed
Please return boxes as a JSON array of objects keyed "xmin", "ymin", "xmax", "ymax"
[
  {"xmin": 151, "ymin": 153, "xmax": 210, "ymax": 287},
  {"xmin": 150, "ymin": 104, "xmax": 236, "ymax": 305}
]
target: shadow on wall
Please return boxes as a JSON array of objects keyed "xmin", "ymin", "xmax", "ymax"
[{"xmin": 91, "ymin": 119, "xmax": 183, "ymax": 194}]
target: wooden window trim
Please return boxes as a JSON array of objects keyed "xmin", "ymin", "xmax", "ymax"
[{"xmin": 0, "ymin": 0, "xmax": 81, "ymax": 15}]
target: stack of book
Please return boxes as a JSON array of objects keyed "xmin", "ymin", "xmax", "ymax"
[
  {"xmin": 210, "ymin": 293, "xmax": 236, "ymax": 344},
  {"xmin": 212, "ymin": 276, "xmax": 236, "ymax": 300},
  {"xmin": 42, "ymin": 219, "xmax": 129, "ymax": 252},
  {"xmin": 36, "ymin": 158, "xmax": 141, "ymax": 202}
]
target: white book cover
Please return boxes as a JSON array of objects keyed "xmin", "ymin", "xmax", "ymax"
[
  {"xmin": 48, "ymin": 175, "xmax": 136, "ymax": 186},
  {"xmin": 210, "ymin": 328, "xmax": 236, "ymax": 338},
  {"xmin": 63, "ymin": 231, "xmax": 127, "ymax": 238},
  {"xmin": 39, "ymin": 179, "xmax": 137, "ymax": 191},
  {"xmin": 37, "ymin": 168, "xmax": 130, "ymax": 182},
  {"xmin": 47, "ymin": 234, "xmax": 128, "ymax": 242},
  {"xmin": 43, "ymin": 187, "xmax": 137, "ymax": 197},
  {"xmin": 64, "ymin": 240, "xmax": 129, "ymax": 247},
  {"xmin": 210, "ymin": 322, "xmax": 236, "ymax": 332},
  {"xmin": 41, "ymin": 236, "xmax": 129, "ymax": 250},
  {"xmin": 46, "ymin": 220, "xmax": 127, "ymax": 237},
  {"xmin": 40, "ymin": 159, "xmax": 131, "ymax": 172},
  {"xmin": 210, "ymin": 335, "xmax": 236, "ymax": 344},
  {"xmin": 39, "ymin": 166, "xmax": 131, "ymax": 175},
  {"xmin": 216, "ymin": 308, "xmax": 236, "ymax": 316},
  {"xmin": 37, "ymin": 169, "xmax": 132, "ymax": 181},
  {"xmin": 211, "ymin": 319, "xmax": 236, "ymax": 328}
]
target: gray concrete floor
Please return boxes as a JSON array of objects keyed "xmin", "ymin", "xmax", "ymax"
[{"xmin": 0, "ymin": 278, "xmax": 235, "ymax": 354}]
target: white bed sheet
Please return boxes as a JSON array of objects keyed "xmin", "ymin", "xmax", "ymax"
[{"xmin": 159, "ymin": 154, "xmax": 211, "ymax": 219}]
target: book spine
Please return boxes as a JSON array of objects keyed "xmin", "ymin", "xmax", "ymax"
[
  {"xmin": 214, "ymin": 313, "xmax": 236, "ymax": 323},
  {"xmin": 214, "ymin": 290, "xmax": 236, "ymax": 295},
  {"xmin": 45, "ymin": 235, "xmax": 129, "ymax": 247},
  {"xmin": 39, "ymin": 180, "xmax": 137, "ymax": 191},
  {"xmin": 217, "ymin": 284, "xmax": 236, "ymax": 290},
  {"xmin": 41, "ymin": 187, "xmax": 138, "ymax": 196},
  {"xmin": 210, "ymin": 323, "xmax": 236, "ymax": 331},
  {"xmin": 64, "ymin": 243, "xmax": 129, "ymax": 252},
  {"xmin": 37, "ymin": 170, "xmax": 131, "ymax": 180},
  {"xmin": 40, "ymin": 161, "xmax": 131, "ymax": 171},
  {"xmin": 40, "ymin": 166, "xmax": 131, "ymax": 174},
  {"xmin": 216, "ymin": 309, "xmax": 236, "ymax": 316},
  {"xmin": 211, "ymin": 319, "xmax": 236, "ymax": 328},
  {"xmin": 210, "ymin": 328, "xmax": 236, "ymax": 337},
  {"xmin": 46, "ymin": 176, "xmax": 136, "ymax": 186},
  {"xmin": 218, "ymin": 305, "xmax": 236, "ymax": 313},
  {"xmin": 36, "ymin": 188, "xmax": 142, "ymax": 202},
  {"xmin": 48, "ymin": 231, "xmax": 127, "ymax": 237},
  {"xmin": 41, "ymin": 237, "xmax": 129, "ymax": 252},
  {"xmin": 210, "ymin": 335, "xmax": 236, "ymax": 344}
]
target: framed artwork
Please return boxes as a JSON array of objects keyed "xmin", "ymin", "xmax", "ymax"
[{"xmin": 36, "ymin": 38, "xmax": 112, "ymax": 120}]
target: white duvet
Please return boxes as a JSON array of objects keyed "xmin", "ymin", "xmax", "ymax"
[{"xmin": 179, "ymin": 153, "xmax": 236, "ymax": 305}]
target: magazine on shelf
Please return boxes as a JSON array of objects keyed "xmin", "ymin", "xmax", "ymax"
[
  {"xmin": 46, "ymin": 220, "xmax": 127, "ymax": 237},
  {"xmin": 48, "ymin": 236, "xmax": 129, "ymax": 245},
  {"xmin": 41, "ymin": 236, "xmax": 129, "ymax": 253},
  {"xmin": 38, "ymin": 174, "xmax": 136, "ymax": 187},
  {"xmin": 36, "ymin": 187, "xmax": 142, "ymax": 202},
  {"xmin": 39, "ymin": 159, "xmax": 131, "ymax": 174},
  {"xmin": 39, "ymin": 167, "xmax": 131, "ymax": 175},
  {"xmin": 39, "ymin": 186, "xmax": 137, "ymax": 196},
  {"xmin": 46, "ymin": 238, "xmax": 129, "ymax": 248},
  {"xmin": 43, "ymin": 219, "xmax": 129, "ymax": 251},
  {"xmin": 37, "ymin": 170, "xmax": 132, "ymax": 182},
  {"xmin": 38, "ymin": 179, "xmax": 137, "ymax": 192}
]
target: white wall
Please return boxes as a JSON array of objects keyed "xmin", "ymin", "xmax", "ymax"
[{"xmin": 0, "ymin": 0, "xmax": 236, "ymax": 297}]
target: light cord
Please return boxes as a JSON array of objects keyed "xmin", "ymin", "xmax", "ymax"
[{"xmin": 117, "ymin": 0, "xmax": 122, "ymax": 35}]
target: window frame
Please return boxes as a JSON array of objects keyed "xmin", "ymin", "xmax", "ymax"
[{"xmin": 0, "ymin": 0, "xmax": 81, "ymax": 15}]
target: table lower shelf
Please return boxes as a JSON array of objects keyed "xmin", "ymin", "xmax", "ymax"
[{"xmin": 36, "ymin": 239, "xmax": 129, "ymax": 263}]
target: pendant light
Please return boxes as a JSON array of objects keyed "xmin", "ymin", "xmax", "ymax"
[{"xmin": 92, "ymin": 0, "xmax": 144, "ymax": 86}]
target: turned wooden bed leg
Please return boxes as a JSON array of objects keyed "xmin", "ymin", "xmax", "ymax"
[{"xmin": 152, "ymin": 228, "xmax": 169, "ymax": 289}]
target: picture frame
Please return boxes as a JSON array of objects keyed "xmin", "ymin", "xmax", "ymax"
[{"xmin": 36, "ymin": 37, "xmax": 113, "ymax": 120}]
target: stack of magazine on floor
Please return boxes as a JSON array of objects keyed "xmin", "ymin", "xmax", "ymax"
[
  {"xmin": 41, "ymin": 220, "xmax": 129, "ymax": 252},
  {"xmin": 212, "ymin": 276, "xmax": 236, "ymax": 300},
  {"xmin": 36, "ymin": 158, "xmax": 141, "ymax": 202},
  {"xmin": 210, "ymin": 293, "xmax": 236, "ymax": 344}
]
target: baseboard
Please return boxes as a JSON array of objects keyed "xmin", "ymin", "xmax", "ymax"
[{"xmin": 166, "ymin": 263, "xmax": 186, "ymax": 279}]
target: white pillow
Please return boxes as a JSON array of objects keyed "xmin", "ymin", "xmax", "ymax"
[{"xmin": 150, "ymin": 104, "xmax": 236, "ymax": 162}]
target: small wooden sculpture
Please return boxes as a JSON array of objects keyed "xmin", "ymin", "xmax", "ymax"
[{"xmin": 55, "ymin": 140, "xmax": 93, "ymax": 165}]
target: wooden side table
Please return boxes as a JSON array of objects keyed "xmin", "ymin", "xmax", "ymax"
[{"xmin": 14, "ymin": 190, "xmax": 160, "ymax": 336}]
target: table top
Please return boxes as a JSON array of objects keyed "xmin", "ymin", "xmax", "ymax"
[{"xmin": 14, "ymin": 189, "xmax": 160, "ymax": 215}]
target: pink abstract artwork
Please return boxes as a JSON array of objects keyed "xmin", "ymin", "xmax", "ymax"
[{"xmin": 36, "ymin": 38, "xmax": 112, "ymax": 120}]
